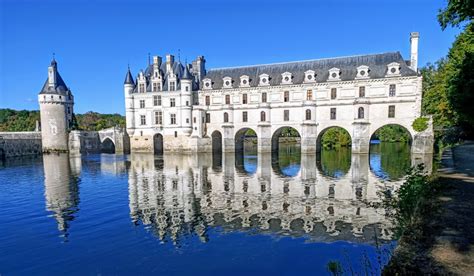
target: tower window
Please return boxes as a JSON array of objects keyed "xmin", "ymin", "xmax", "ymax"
[
  {"xmin": 174, "ymin": 131, "xmax": 178, "ymax": 138},
  {"xmin": 206, "ymin": 113, "xmax": 210, "ymax": 123},
  {"xmin": 331, "ymin": 88, "xmax": 337, "ymax": 99},
  {"xmin": 262, "ymin": 92, "xmax": 267, "ymax": 103},
  {"xmin": 225, "ymin": 95, "xmax": 230, "ymax": 105},
  {"xmin": 242, "ymin": 111, "xmax": 248, "ymax": 122},
  {"xmin": 284, "ymin": 110, "xmax": 289, "ymax": 121},
  {"xmin": 389, "ymin": 84, "xmax": 396, "ymax": 96},
  {"xmin": 224, "ymin": 112, "xmax": 229, "ymax": 123},
  {"xmin": 284, "ymin": 91, "xmax": 289, "ymax": 102},
  {"xmin": 359, "ymin": 86, "xmax": 366, "ymax": 98},
  {"xmin": 170, "ymin": 114, "xmax": 176, "ymax": 124},
  {"xmin": 306, "ymin": 90, "xmax": 313, "ymax": 100},
  {"xmin": 330, "ymin": 108, "xmax": 336, "ymax": 120},
  {"xmin": 205, "ymin": 96, "xmax": 210, "ymax": 106},
  {"xmin": 358, "ymin": 107, "xmax": 364, "ymax": 119},
  {"xmin": 242, "ymin": 94, "xmax": 248, "ymax": 104},
  {"xmin": 388, "ymin": 105, "xmax": 395, "ymax": 118},
  {"xmin": 305, "ymin": 109, "xmax": 311, "ymax": 120}
]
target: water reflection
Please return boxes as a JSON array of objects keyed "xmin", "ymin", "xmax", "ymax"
[
  {"xmin": 369, "ymin": 143, "xmax": 411, "ymax": 181},
  {"xmin": 42, "ymin": 154, "xmax": 80, "ymax": 239}
]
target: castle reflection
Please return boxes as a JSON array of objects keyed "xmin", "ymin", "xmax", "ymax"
[{"xmin": 127, "ymin": 149, "xmax": 432, "ymax": 245}]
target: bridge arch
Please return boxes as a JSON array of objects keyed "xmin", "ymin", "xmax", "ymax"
[
  {"xmin": 235, "ymin": 127, "xmax": 257, "ymax": 153},
  {"xmin": 153, "ymin": 133, "xmax": 163, "ymax": 155},
  {"xmin": 211, "ymin": 130, "xmax": 223, "ymax": 154},
  {"xmin": 100, "ymin": 137, "xmax": 115, "ymax": 153},
  {"xmin": 271, "ymin": 126, "xmax": 301, "ymax": 152},
  {"xmin": 316, "ymin": 126, "xmax": 352, "ymax": 152}
]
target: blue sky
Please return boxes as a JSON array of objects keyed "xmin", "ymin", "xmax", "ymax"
[{"xmin": 0, "ymin": 0, "xmax": 462, "ymax": 114}]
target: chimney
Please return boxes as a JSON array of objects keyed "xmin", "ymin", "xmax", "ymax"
[
  {"xmin": 153, "ymin": 56, "xmax": 162, "ymax": 72},
  {"xmin": 166, "ymin": 54, "xmax": 174, "ymax": 74},
  {"xmin": 410, "ymin": 32, "xmax": 419, "ymax": 72},
  {"xmin": 192, "ymin": 56, "xmax": 206, "ymax": 82}
]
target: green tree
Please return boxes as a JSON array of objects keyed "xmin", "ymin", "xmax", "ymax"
[
  {"xmin": 438, "ymin": 0, "xmax": 473, "ymax": 30},
  {"xmin": 320, "ymin": 127, "xmax": 351, "ymax": 149}
]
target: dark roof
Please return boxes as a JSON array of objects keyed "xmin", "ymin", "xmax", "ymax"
[
  {"xmin": 124, "ymin": 68, "xmax": 135, "ymax": 85},
  {"xmin": 39, "ymin": 64, "xmax": 71, "ymax": 96},
  {"xmin": 182, "ymin": 65, "xmax": 192, "ymax": 80},
  {"xmin": 203, "ymin": 52, "xmax": 417, "ymax": 89}
]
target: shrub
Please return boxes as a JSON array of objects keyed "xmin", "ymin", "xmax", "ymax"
[{"xmin": 412, "ymin": 117, "xmax": 429, "ymax": 132}]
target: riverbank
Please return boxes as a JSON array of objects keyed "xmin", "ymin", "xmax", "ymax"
[{"xmin": 384, "ymin": 142, "xmax": 474, "ymax": 275}]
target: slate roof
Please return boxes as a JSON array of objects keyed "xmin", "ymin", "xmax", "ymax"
[
  {"xmin": 124, "ymin": 68, "xmax": 135, "ymax": 85},
  {"xmin": 39, "ymin": 60, "xmax": 72, "ymax": 96},
  {"xmin": 203, "ymin": 52, "xmax": 417, "ymax": 89}
]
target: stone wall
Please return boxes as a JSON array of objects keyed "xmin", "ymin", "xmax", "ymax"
[{"xmin": 0, "ymin": 132, "xmax": 42, "ymax": 159}]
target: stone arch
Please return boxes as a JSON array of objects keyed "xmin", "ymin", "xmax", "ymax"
[
  {"xmin": 271, "ymin": 126, "xmax": 301, "ymax": 152},
  {"xmin": 316, "ymin": 126, "xmax": 352, "ymax": 152},
  {"xmin": 211, "ymin": 130, "xmax": 223, "ymax": 154},
  {"xmin": 369, "ymin": 124, "xmax": 413, "ymax": 144},
  {"xmin": 100, "ymin": 137, "xmax": 115, "ymax": 153},
  {"xmin": 153, "ymin": 133, "xmax": 163, "ymax": 155},
  {"xmin": 235, "ymin": 127, "xmax": 257, "ymax": 153}
]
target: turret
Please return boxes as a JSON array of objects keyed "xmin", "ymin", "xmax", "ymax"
[
  {"xmin": 124, "ymin": 67, "xmax": 135, "ymax": 135},
  {"xmin": 180, "ymin": 65, "xmax": 192, "ymax": 93},
  {"xmin": 38, "ymin": 58, "xmax": 74, "ymax": 152},
  {"xmin": 181, "ymin": 64, "xmax": 193, "ymax": 130}
]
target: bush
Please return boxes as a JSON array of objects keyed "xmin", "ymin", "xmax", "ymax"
[{"xmin": 412, "ymin": 117, "xmax": 429, "ymax": 132}]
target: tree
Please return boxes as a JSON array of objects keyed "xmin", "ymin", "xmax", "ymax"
[{"xmin": 438, "ymin": 0, "xmax": 474, "ymax": 30}]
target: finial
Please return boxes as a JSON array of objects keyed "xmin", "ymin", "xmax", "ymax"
[
  {"xmin": 53, "ymin": 52, "xmax": 55, "ymax": 60},
  {"xmin": 148, "ymin": 53, "xmax": 151, "ymax": 65},
  {"xmin": 178, "ymin": 49, "xmax": 181, "ymax": 62}
]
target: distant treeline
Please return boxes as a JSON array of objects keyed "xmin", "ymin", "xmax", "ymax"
[{"xmin": 0, "ymin": 109, "xmax": 125, "ymax": 132}]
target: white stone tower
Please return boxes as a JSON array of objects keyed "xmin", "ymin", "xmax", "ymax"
[
  {"xmin": 181, "ymin": 65, "xmax": 193, "ymax": 133},
  {"xmin": 38, "ymin": 58, "xmax": 74, "ymax": 152},
  {"xmin": 123, "ymin": 66, "xmax": 135, "ymax": 137}
]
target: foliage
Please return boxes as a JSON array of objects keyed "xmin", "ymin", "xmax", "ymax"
[
  {"xmin": 244, "ymin": 128, "xmax": 257, "ymax": 137},
  {"xmin": 278, "ymin": 127, "xmax": 300, "ymax": 137},
  {"xmin": 327, "ymin": 260, "xmax": 343, "ymax": 276},
  {"xmin": 0, "ymin": 109, "xmax": 125, "ymax": 132},
  {"xmin": 412, "ymin": 117, "xmax": 429, "ymax": 132},
  {"xmin": 438, "ymin": 0, "xmax": 474, "ymax": 29},
  {"xmin": 321, "ymin": 127, "xmax": 351, "ymax": 149},
  {"xmin": 373, "ymin": 125, "xmax": 411, "ymax": 143},
  {"xmin": 0, "ymin": 109, "xmax": 40, "ymax": 131},
  {"xmin": 318, "ymin": 147, "xmax": 351, "ymax": 178}
]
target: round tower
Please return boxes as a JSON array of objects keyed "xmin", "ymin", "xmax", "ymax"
[
  {"xmin": 38, "ymin": 58, "xmax": 74, "ymax": 152},
  {"xmin": 124, "ymin": 67, "xmax": 136, "ymax": 136},
  {"xmin": 181, "ymin": 64, "xmax": 193, "ymax": 132}
]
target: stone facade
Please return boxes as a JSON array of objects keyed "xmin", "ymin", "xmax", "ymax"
[
  {"xmin": 124, "ymin": 32, "xmax": 434, "ymax": 154},
  {"xmin": 0, "ymin": 132, "xmax": 42, "ymax": 159}
]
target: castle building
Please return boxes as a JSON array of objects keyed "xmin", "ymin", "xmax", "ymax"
[
  {"xmin": 124, "ymin": 32, "xmax": 433, "ymax": 154},
  {"xmin": 38, "ymin": 58, "xmax": 74, "ymax": 152}
]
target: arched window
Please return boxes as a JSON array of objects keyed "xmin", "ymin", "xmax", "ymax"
[
  {"xmin": 223, "ymin": 112, "xmax": 229, "ymax": 123},
  {"xmin": 260, "ymin": 111, "xmax": 266, "ymax": 122},
  {"xmin": 358, "ymin": 107, "xmax": 364, "ymax": 119},
  {"xmin": 305, "ymin": 109, "xmax": 311, "ymax": 120}
]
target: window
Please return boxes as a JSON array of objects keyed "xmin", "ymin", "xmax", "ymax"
[
  {"xmin": 331, "ymin": 88, "xmax": 337, "ymax": 99},
  {"xmin": 170, "ymin": 98, "xmax": 176, "ymax": 107},
  {"xmin": 139, "ymin": 100, "xmax": 145, "ymax": 108},
  {"xmin": 206, "ymin": 113, "xmax": 210, "ymax": 123},
  {"xmin": 174, "ymin": 131, "xmax": 178, "ymax": 138},
  {"xmin": 306, "ymin": 90, "xmax": 313, "ymax": 100},
  {"xmin": 358, "ymin": 107, "xmax": 364, "ymax": 119},
  {"xmin": 153, "ymin": 95, "xmax": 161, "ymax": 106},
  {"xmin": 205, "ymin": 96, "xmax": 210, "ymax": 106},
  {"xmin": 284, "ymin": 91, "xmax": 289, "ymax": 102},
  {"xmin": 193, "ymin": 117, "xmax": 196, "ymax": 123},
  {"xmin": 388, "ymin": 105, "xmax": 395, "ymax": 118},
  {"xmin": 155, "ymin": 111, "xmax": 163, "ymax": 125},
  {"xmin": 225, "ymin": 95, "xmax": 230, "ymax": 104},
  {"xmin": 139, "ymin": 83, "xmax": 145, "ymax": 93},
  {"xmin": 305, "ymin": 109, "xmax": 311, "ymax": 120},
  {"xmin": 186, "ymin": 101, "xmax": 189, "ymax": 106},
  {"xmin": 284, "ymin": 110, "xmax": 289, "ymax": 121},
  {"xmin": 359, "ymin": 86, "xmax": 365, "ymax": 98},
  {"xmin": 242, "ymin": 94, "xmax": 247, "ymax": 104},
  {"xmin": 330, "ymin": 108, "xmax": 336, "ymax": 120},
  {"xmin": 152, "ymin": 82, "xmax": 159, "ymax": 92},
  {"xmin": 389, "ymin": 84, "xmax": 396, "ymax": 96},
  {"xmin": 170, "ymin": 114, "xmax": 176, "ymax": 124},
  {"xmin": 140, "ymin": 115, "xmax": 146, "ymax": 125},
  {"xmin": 260, "ymin": 111, "xmax": 266, "ymax": 122},
  {"xmin": 170, "ymin": 81, "xmax": 176, "ymax": 91},
  {"xmin": 262, "ymin": 92, "xmax": 267, "ymax": 103},
  {"xmin": 242, "ymin": 111, "xmax": 248, "ymax": 122},
  {"xmin": 224, "ymin": 112, "xmax": 229, "ymax": 122}
]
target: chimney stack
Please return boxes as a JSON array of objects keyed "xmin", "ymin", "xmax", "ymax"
[
  {"xmin": 166, "ymin": 54, "xmax": 174, "ymax": 74},
  {"xmin": 410, "ymin": 32, "xmax": 419, "ymax": 72}
]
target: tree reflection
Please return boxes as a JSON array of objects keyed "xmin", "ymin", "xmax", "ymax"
[
  {"xmin": 369, "ymin": 143, "xmax": 411, "ymax": 181},
  {"xmin": 317, "ymin": 148, "xmax": 351, "ymax": 178}
]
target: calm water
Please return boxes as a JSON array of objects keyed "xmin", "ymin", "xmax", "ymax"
[{"xmin": 0, "ymin": 143, "xmax": 431, "ymax": 275}]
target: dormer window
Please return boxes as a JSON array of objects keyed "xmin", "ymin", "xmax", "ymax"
[
  {"xmin": 304, "ymin": 70, "xmax": 316, "ymax": 83},
  {"xmin": 386, "ymin": 62, "xmax": 401, "ymax": 77},
  {"xmin": 356, "ymin": 65, "xmax": 370, "ymax": 79},
  {"xmin": 203, "ymin": 78, "xmax": 212, "ymax": 90},
  {"xmin": 223, "ymin": 76, "xmax": 232, "ymax": 88},
  {"xmin": 281, "ymin": 72, "xmax": 292, "ymax": 85},
  {"xmin": 259, "ymin": 74, "xmax": 270, "ymax": 86},
  {"xmin": 240, "ymin": 75, "xmax": 250, "ymax": 87},
  {"xmin": 328, "ymin": 68, "xmax": 341, "ymax": 81}
]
